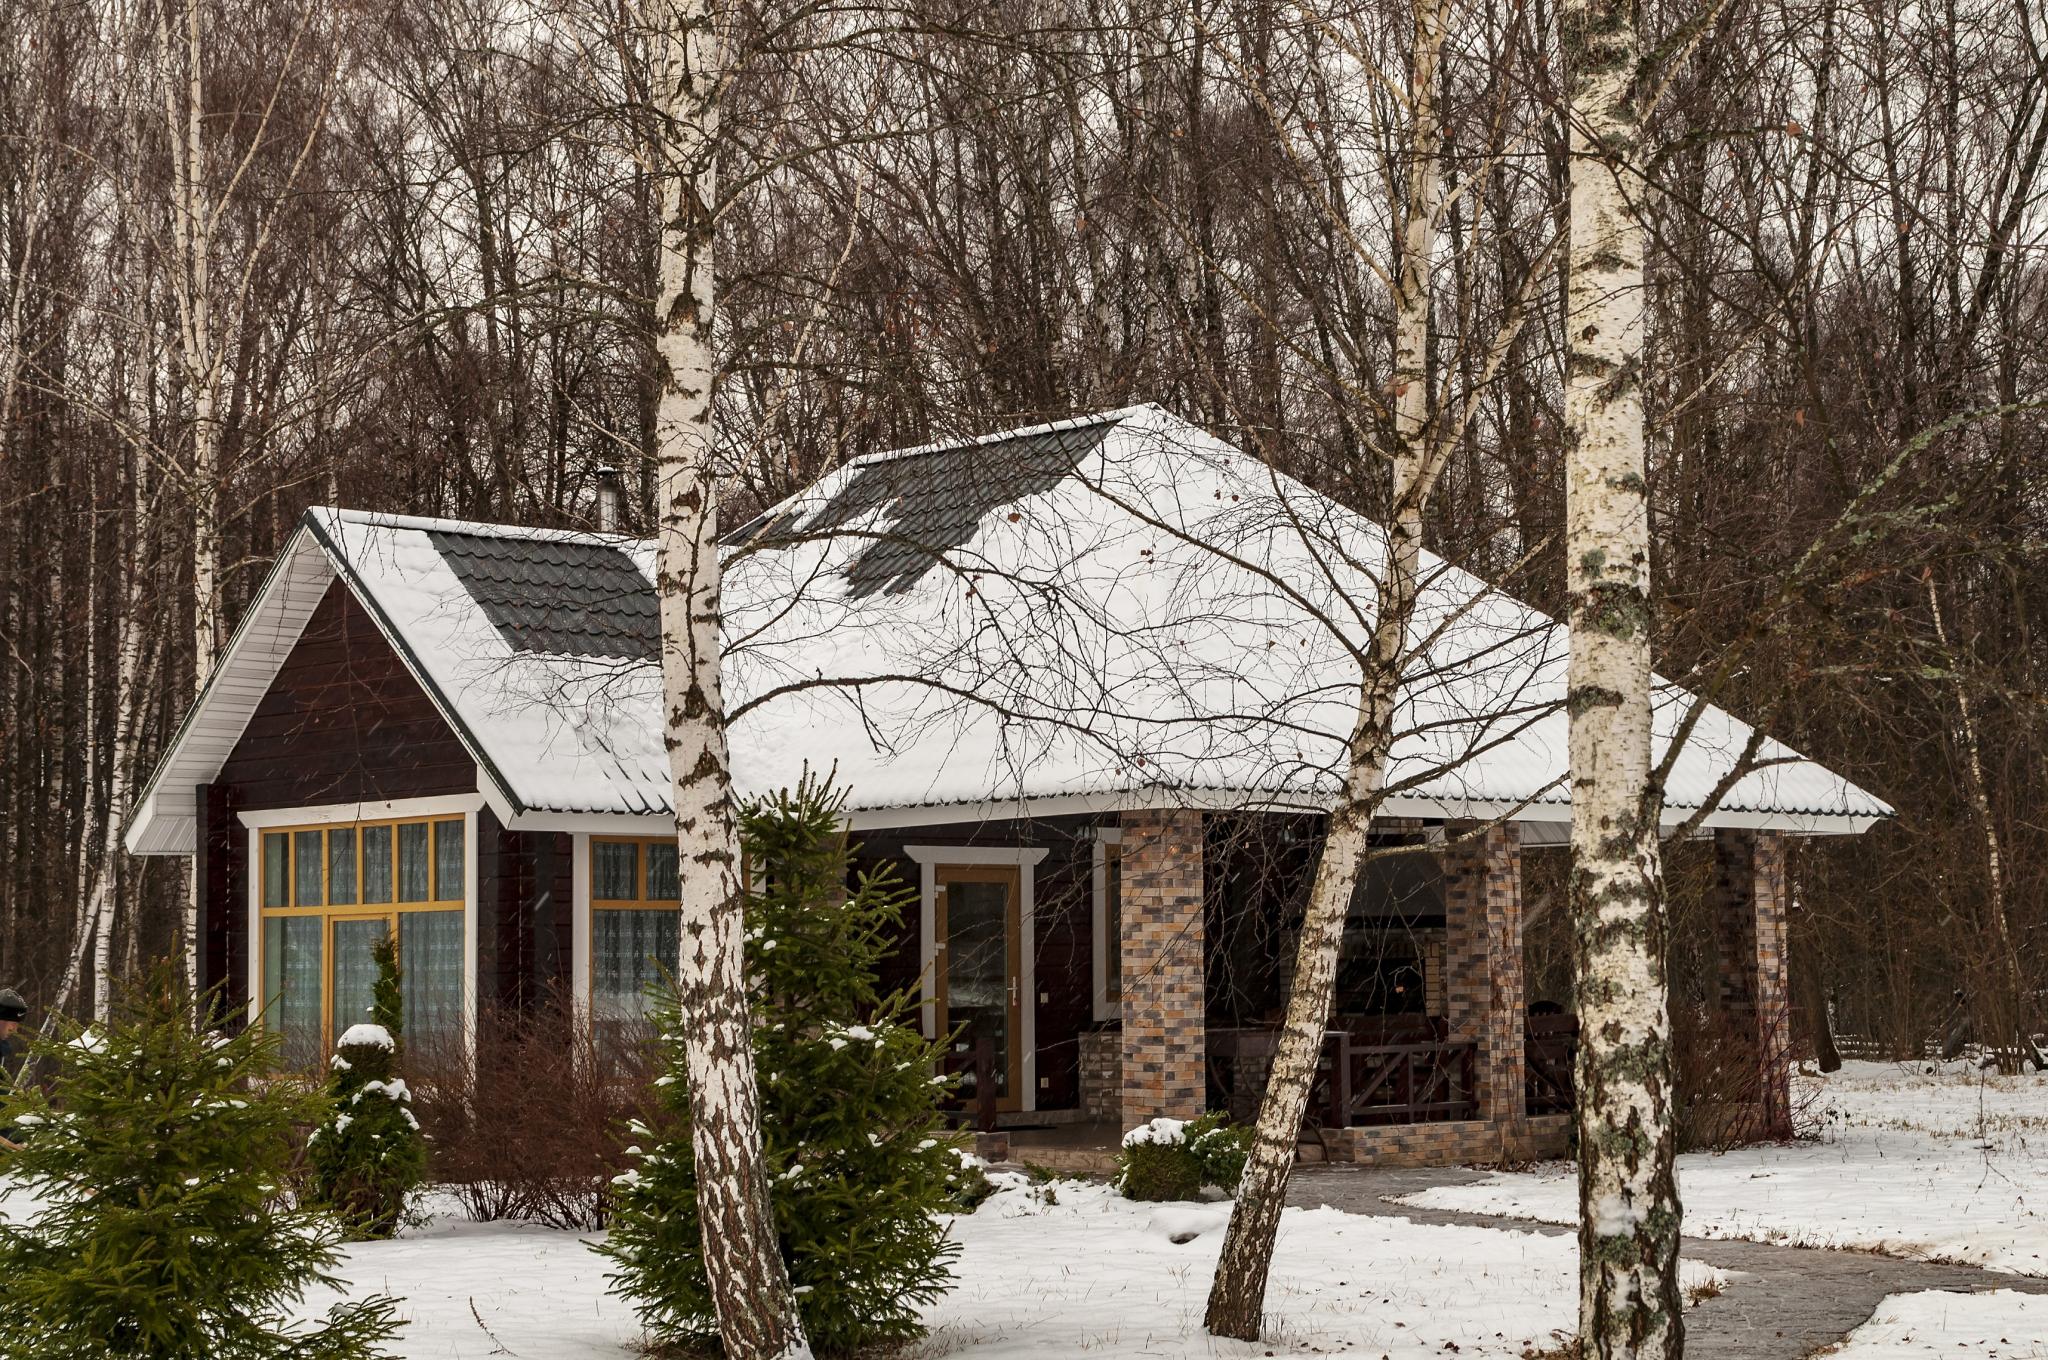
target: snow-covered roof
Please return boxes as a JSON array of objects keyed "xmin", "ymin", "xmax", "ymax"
[{"xmin": 126, "ymin": 404, "xmax": 1891, "ymax": 854}]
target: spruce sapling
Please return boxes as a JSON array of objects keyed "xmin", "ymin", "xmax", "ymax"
[
  {"xmin": 308, "ymin": 934, "xmax": 425, "ymax": 1239},
  {"xmin": 604, "ymin": 777, "xmax": 964, "ymax": 1356},
  {"xmin": 0, "ymin": 963, "xmax": 401, "ymax": 1359}
]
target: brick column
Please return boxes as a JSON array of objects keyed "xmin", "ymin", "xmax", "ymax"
[
  {"xmin": 1120, "ymin": 807, "xmax": 1205, "ymax": 1130},
  {"xmin": 1714, "ymin": 829, "xmax": 1791, "ymax": 1136},
  {"xmin": 1442, "ymin": 823, "xmax": 1525, "ymax": 1128}
]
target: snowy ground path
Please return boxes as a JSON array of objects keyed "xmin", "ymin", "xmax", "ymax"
[
  {"xmin": 1291, "ymin": 1165, "xmax": 2048, "ymax": 1360},
  {"xmin": 1398, "ymin": 1062, "xmax": 2048, "ymax": 1274}
]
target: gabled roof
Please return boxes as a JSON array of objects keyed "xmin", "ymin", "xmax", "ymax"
[{"xmin": 126, "ymin": 404, "xmax": 1891, "ymax": 854}]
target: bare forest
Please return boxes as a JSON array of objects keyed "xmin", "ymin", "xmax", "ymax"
[{"xmin": 2, "ymin": 0, "xmax": 2044, "ymax": 1061}]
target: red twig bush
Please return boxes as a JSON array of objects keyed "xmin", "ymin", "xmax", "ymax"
[{"xmin": 412, "ymin": 998, "xmax": 658, "ymax": 1230}]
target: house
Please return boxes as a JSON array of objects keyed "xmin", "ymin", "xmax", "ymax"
[{"xmin": 125, "ymin": 405, "xmax": 1889, "ymax": 1165}]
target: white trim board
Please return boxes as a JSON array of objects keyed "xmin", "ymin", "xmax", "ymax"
[
  {"xmin": 1090, "ymin": 827, "xmax": 1122, "ymax": 1023},
  {"xmin": 904, "ymin": 845, "xmax": 1051, "ymax": 1113},
  {"xmin": 238, "ymin": 794, "xmax": 487, "ymax": 829}
]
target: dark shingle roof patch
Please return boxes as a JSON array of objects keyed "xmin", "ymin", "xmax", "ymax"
[
  {"xmin": 429, "ymin": 530, "xmax": 657, "ymax": 661},
  {"xmin": 734, "ymin": 420, "xmax": 1119, "ymax": 596}
]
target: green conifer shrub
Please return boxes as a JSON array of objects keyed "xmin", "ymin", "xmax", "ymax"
[
  {"xmin": 0, "ymin": 964, "xmax": 401, "ymax": 1359},
  {"xmin": 308, "ymin": 935, "xmax": 426, "ymax": 1239},
  {"xmin": 603, "ymin": 779, "xmax": 963, "ymax": 1356},
  {"xmin": 1114, "ymin": 1111, "xmax": 1251, "ymax": 1201}
]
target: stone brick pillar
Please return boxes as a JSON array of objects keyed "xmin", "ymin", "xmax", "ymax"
[
  {"xmin": 1442, "ymin": 823, "xmax": 1525, "ymax": 1128},
  {"xmin": 1714, "ymin": 829, "xmax": 1791, "ymax": 1136},
  {"xmin": 1120, "ymin": 807, "xmax": 1205, "ymax": 1130}
]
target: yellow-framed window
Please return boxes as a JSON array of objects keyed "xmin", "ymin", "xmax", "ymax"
[
  {"xmin": 591, "ymin": 837, "xmax": 681, "ymax": 1040},
  {"xmin": 259, "ymin": 817, "xmax": 466, "ymax": 1068}
]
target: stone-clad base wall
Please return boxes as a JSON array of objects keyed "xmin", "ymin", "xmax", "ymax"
[
  {"xmin": 1078, "ymin": 1030, "xmax": 1122, "ymax": 1121},
  {"xmin": 1328, "ymin": 1114, "xmax": 1570, "ymax": 1168},
  {"xmin": 1120, "ymin": 808, "xmax": 1206, "ymax": 1128}
]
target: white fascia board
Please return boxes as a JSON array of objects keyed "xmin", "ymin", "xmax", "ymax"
[
  {"xmin": 237, "ymin": 794, "xmax": 489, "ymax": 829},
  {"xmin": 503, "ymin": 808, "xmax": 677, "ymax": 836},
  {"xmin": 902, "ymin": 845, "xmax": 1052, "ymax": 866},
  {"xmin": 272, "ymin": 783, "xmax": 1882, "ymax": 844},
  {"xmin": 125, "ymin": 531, "xmax": 337, "ymax": 856}
]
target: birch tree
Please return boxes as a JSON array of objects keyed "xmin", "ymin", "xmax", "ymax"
[
  {"xmin": 1560, "ymin": 0, "xmax": 1682, "ymax": 1353},
  {"xmin": 640, "ymin": 0, "xmax": 812, "ymax": 1355},
  {"xmin": 1206, "ymin": 0, "xmax": 1547, "ymax": 1335}
]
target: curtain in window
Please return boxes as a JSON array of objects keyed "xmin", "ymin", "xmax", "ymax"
[
  {"xmin": 328, "ymin": 828, "xmax": 357, "ymax": 905},
  {"xmin": 593, "ymin": 909, "xmax": 679, "ymax": 1025},
  {"xmin": 646, "ymin": 843, "xmax": 679, "ymax": 902},
  {"xmin": 434, "ymin": 820, "xmax": 464, "ymax": 901},
  {"xmin": 262, "ymin": 916, "xmax": 323, "ymax": 1069},
  {"xmin": 330, "ymin": 918, "xmax": 388, "ymax": 1035},
  {"xmin": 293, "ymin": 831, "xmax": 324, "ymax": 906},
  {"xmin": 402, "ymin": 909, "xmax": 463, "ymax": 1056},
  {"xmin": 397, "ymin": 823, "xmax": 431, "ymax": 901},
  {"xmin": 361, "ymin": 825, "xmax": 393, "ymax": 903},
  {"xmin": 263, "ymin": 833, "xmax": 290, "ymax": 909},
  {"xmin": 594, "ymin": 843, "xmax": 639, "ymax": 901}
]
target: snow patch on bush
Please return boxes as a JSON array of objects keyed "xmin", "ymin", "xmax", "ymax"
[
  {"xmin": 1120, "ymin": 1116, "xmax": 1187, "ymax": 1148},
  {"xmin": 336, "ymin": 1023, "xmax": 394, "ymax": 1051}
]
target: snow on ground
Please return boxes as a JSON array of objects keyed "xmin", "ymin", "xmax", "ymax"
[
  {"xmin": 1401, "ymin": 1060, "xmax": 2048, "ymax": 1274},
  {"xmin": 281, "ymin": 1177, "xmax": 1725, "ymax": 1360},
  {"xmin": 909, "ymin": 1179, "xmax": 1720, "ymax": 1359},
  {"xmin": 1826, "ymin": 1289, "xmax": 2048, "ymax": 1359}
]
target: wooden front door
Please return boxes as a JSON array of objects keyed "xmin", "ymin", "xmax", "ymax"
[{"xmin": 933, "ymin": 864, "xmax": 1025, "ymax": 1112}]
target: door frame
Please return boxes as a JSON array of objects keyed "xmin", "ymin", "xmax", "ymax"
[
  {"xmin": 931, "ymin": 864, "xmax": 1024, "ymax": 1112},
  {"xmin": 905, "ymin": 845, "xmax": 1049, "ymax": 1113}
]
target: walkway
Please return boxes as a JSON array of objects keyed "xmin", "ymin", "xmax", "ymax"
[{"xmin": 1288, "ymin": 1167, "xmax": 2048, "ymax": 1359}]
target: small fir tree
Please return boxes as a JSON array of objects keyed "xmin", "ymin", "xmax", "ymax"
[
  {"xmin": 604, "ymin": 778, "xmax": 963, "ymax": 1356},
  {"xmin": 308, "ymin": 935, "xmax": 425, "ymax": 1239},
  {"xmin": 0, "ymin": 964, "xmax": 401, "ymax": 1360}
]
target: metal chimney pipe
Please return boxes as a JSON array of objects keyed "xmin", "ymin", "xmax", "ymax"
[{"xmin": 595, "ymin": 465, "xmax": 622, "ymax": 533}]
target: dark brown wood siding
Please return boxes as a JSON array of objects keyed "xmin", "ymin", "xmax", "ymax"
[
  {"xmin": 475, "ymin": 809, "xmax": 573, "ymax": 1017},
  {"xmin": 217, "ymin": 580, "xmax": 476, "ymax": 810},
  {"xmin": 853, "ymin": 815, "xmax": 1102, "ymax": 1112},
  {"xmin": 196, "ymin": 781, "xmax": 247, "ymax": 1016}
]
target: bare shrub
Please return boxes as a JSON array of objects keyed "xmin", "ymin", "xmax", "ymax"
[
  {"xmin": 412, "ymin": 998, "xmax": 659, "ymax": 1230},
  {"xmin": 1671, "ymin": 999, "xmax": 1819, "ymax": 1152}
]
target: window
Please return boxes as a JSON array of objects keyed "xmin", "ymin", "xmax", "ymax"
[
  {"xmin": 258, "ymin": 816, "xmax": 466, "ymax": 1067},
  {"xmin": 590, "ymin": 837, "xmax": 681, "ymax": 1045},
  {"xmin": 1091, "ymin": 829, "xmax": 1122, "ymax": 1021}
]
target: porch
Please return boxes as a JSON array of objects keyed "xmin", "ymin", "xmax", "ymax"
[{"xmin": 944, "ymin": 810, "xmax": 1792, "ymax": 1172}]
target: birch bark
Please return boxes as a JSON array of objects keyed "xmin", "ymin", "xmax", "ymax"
[
  {"xmin": 158, "ymin": 0, "xmax": 217, "ymax": 994},
  {"xmin": 1560, "ymin": 0, "xmax": 1683, "ymax": 1353},
  {"xmin": 1205, "ymin": 1, "xmax": 1446, "ymax": 1334},
  {"xmin": 641, "ymin": 1, "xmax": 812, "ymax": 1356}
]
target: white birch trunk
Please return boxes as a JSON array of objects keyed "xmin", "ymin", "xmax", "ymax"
[
  {"xmin": 1205, "ymin": 2, "xmax": 1446, "ymax": 1334},
  {"xmin": 158, "ymin": 0, "xmax": 218, "ymax": 994},
  {"xmin": 1561, "ymin": 0, "xmax": 1682, "ymax": 1353},
  {"xmin": 1923, "ymin": 574, "xmax": 2039, "ymax": 1070},
  {"xmin": 642, "ymin": 1, "xmax": 812, "ymax": 1356}
]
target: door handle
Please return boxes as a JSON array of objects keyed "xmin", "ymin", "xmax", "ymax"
[{"xmin": 1009, "ymin": 976, "xmax": 1019, "ymax": 1010}]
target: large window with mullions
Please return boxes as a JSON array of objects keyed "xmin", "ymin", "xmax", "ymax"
[
  {"xmin": 590, "ymin": 838, "xmax": 680, "ymax": 1043},
  {"xmin": 259, "ymin": 817, "xmax": 466, "ymax": 1068}
]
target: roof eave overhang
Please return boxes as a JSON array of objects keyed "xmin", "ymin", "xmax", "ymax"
[
  {"xmin": 124, "ymin": 512, "xmax": 526, "ymax": 857},
  {"xmin": 494, "ymin": 786, "xmax": 1889, "ymax": 837}
]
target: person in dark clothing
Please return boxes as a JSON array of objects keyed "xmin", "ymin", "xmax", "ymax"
[{"xmin": 0, "ymin": 987, "xmax": 26, "ymax": 1150}]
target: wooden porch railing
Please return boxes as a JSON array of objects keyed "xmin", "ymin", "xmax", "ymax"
[
  {"xmin": 1525, "ymin": 1012, "xmax": 1578, "ymax": 1116},
  {"xmin": 1343, "ymin": 1036, "xmax": 1479, "ymax": 1125},
  {"xmin": 1208, "ymin": 1025, "xmax": 1480, "ymax": 1128}
]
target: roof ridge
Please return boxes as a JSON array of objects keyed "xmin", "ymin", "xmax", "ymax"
[
  {"xmin": 314, "ymin": 506, "xmax": 643, "ymax": 548},
  {"xmin": 840, "ymin": 403, "xmax": 1162, "ymax": 470}
]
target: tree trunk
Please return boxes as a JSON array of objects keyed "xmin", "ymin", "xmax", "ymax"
[
  {"xmin": 1923, "ymin": 572, "xmax": 2042, "ymax": 1072},
  {"xmin": 1204, "ymin": 0, "xmax": 1445, "ymax": 1336},
  {"xmin": 159, "ymin": 0, "xmax": 217, "ymax": 996},
  {"xmin": 641, "ymin": 2, "xmax": 812, "ymax": 1357},
  {"xmin": 1560, "ymin": 0, "xmax": 1683, "ymax": 1354}
]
